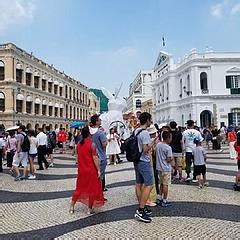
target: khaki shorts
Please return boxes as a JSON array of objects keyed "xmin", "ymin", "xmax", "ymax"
[
  {"xmin": 159, "ymin": 171, "xmax": 171, "ymax": 185},
  {"xmin": 12, "ymin": 152, "xmax": 28, "ymax": 167},
  {"xmin": 171, "ymin": 155, "xmax": 183, "ymax": 168}
]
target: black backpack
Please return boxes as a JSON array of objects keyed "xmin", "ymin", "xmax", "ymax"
[
  {"xmin": 47, "ymin": 132, "xmax": 56, "ymax": 148},
  {"xmin": 21, "ymin": 133, "xmax": 30, "ymax": 152},
  {"xmin": 125, "ymin": 129, "xmax": 144, "ymax": 162}
]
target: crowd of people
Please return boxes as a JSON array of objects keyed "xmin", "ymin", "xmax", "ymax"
[{"xmin": 0, "ymin": 112, "xmax": 239, "ymax": 223}]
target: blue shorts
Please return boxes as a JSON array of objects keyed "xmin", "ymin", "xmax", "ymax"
[{"xmin": 134, "ymin": 161, "xmax": 154, "ymax": 186}]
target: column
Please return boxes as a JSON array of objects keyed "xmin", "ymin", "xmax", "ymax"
[
  {"xmin": 22, "ymin": 63, "xmax": 26, "ymax": 85},
  {"xmin": 23, "ymin": 92, "xmax": 26, "ymax": 113},
  {"xmin": 4, "ymin": 56, "xmax": 14, "ymax": 81}
]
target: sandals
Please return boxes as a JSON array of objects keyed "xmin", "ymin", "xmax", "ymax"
[{"xmin": 69, "ymin": 208, "xmax": 75, "ymax": 214}]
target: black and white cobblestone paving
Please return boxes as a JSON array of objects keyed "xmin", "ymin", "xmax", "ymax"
[{"xmin": 0, "ymin": 147, "xmax": 239, "ymax": 239}]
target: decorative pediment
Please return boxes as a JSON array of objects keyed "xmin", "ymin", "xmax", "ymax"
[
  {"xmin": 154, "ymin": 51, "xmax": 170, "ymax": 69},
  {"xmin": 226, "ymin": 67, "xmax": 240, "ymax": 73}
]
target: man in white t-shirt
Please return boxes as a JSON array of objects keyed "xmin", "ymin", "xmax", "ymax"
[{"xmin": 182, "ymin": 120, "xmax": 203, "ymax": 182}]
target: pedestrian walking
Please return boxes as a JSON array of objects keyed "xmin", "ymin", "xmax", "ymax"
[
  {"xmin": 5, "ymin": 131, "xmax": 17, "ymax": 174},
  {"xmin": 28, "ymin": 129, "xmax": 38, "ymax": 179},
  {"xmin": 182, "ymin": 120, "xmax": 203, "ymax": 182},
  {"xmin": 36, "ymin": 128, "xmax": 49, "ymax": 170},
  {"xmin": 212, "ymin": 126, "xmax": 222, "ymax": 152},
  {"xmin": 192, "ymin": 137, "xmax": 208, "ymax": 188},
  {"xmin": 0, "ymin": 134, "xmax": 6, "ymax": 172},
  {"xmin": 228, "ymin": 127, "xmax": 237, "ymax": 160},
  {"xmin": 155, "ymin": 131, "xmax": 173, "ymax": 207},
  {"xmin": 133, "ymin": 112, "xmax": 157, "ymax": 223},
  {"xmin": 170, "ymin": 121, "xmax": 184, "ymax": 181},
  {"xmin": 90, "ymin": 115, "xmax": 108, "ymax": 193},
  {"xmin": 69, "ymin": 126, "xmax": 104, "ymax": 214},
  {"xmin": 106, "ymin": 128, "xmax": 121, "ymax": 165},
  {"xmin": 12, "ymin": 125, "xmax": 30, "ymax": 180},
  {"xmin": 46, "ymin": 126, "xmax": 56, "ymax": 167},
  {"xmin": 146, "ymin": 124, "xmax": 159, "ymax": 207},
  {"xmin": 233, "ymin": 132, "xmax": 240, "ymax": 190}
]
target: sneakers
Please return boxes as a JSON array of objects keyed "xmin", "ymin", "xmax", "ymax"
[
  {"xmin": 14, "ymin": 175, "xmax": 22, "ymax": 181},
  {"xmin": 204, "ymin": 182, "xmax": 209, "ymax": 187},
  {"xmin": 198, "ymin": 185, "xmax": 203, "ymax": 189},
  {"xmin": 20, "ymin": 175, "xmax": 27, "ymax": 180},
  {"xmin": 144, "ymin": 207, "xmax": 152, "ymax": 215},
  {"xmin": 185, "ymin": 177, "xmax": 191, "ymax": 182},
  {"xmin": 145, "ymin": 201, "xmax": 157, "ymax": 207},
  {"xmin": 156, "ymin": 199, "xmax": 163, "ymax": 206},
  {"xmin": 161, "ymin": 200, "xmax": 172, "ymax": 207},
  {"xmin": 192, "ymin": 179, "xmax": 198, "ymax": 183},
  {"xmin": 134, "ymin": 209, "xmax": 152, "ymax": 223},
  {"xmin": 49, "ymin": 163, "xmax": 54, "ymax": 167},
  {"xmin": 28, "ymin": 174, "xmax": 36, "ymax": 180}
]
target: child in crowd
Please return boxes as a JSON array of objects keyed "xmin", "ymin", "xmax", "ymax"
[
  {"xmin": 233, "ymin": 132, "xmax": 240, "ymax": 191},
  {"xmin": 193, "ymin": 137, "xmax": 208, "ymax": 188},
  {"xmin": 156, "ymin": 131, "xmax": 173, "ymax": 207}
]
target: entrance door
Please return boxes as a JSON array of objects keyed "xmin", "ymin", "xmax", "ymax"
[{"xmin": 200, "ymin": 110, "xmax": 212, "ymax": 127}]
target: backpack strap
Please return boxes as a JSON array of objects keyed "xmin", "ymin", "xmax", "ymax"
[{"xmin": 134, "ymin": 128, "xmax": 145, "ymax": 137}]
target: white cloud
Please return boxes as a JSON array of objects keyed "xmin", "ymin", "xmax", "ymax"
[
  {"xmin": 0, "ymin": 0, "xmax": 35, "ymax": 33},
  {"xmin": 210, "ymin": 0, "xmax": 240, "ymax": 18},
  {"xmin": 211, "ymin": 3, "xmax": 223, "ymax": 18},
  {"xmin": 231, "ymin": 3, "xmax": 240, "ymax": 15}
]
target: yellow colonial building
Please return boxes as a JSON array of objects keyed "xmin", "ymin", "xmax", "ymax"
[{"xmin": 0, "ymin": 43, "xmax": 91, "ymax": 130}]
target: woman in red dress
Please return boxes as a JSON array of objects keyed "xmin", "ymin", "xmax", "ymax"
[{"xmin": 69, "ymin": 126, "xmax": 104, "ymax": 214}]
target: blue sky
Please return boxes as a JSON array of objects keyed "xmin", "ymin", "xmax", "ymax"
[{"xmin": 0, "ymin": 0, "xmax": 240, "ymax": 96}]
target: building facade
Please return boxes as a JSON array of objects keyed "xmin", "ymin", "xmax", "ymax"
[
  {"xmin": 152, "ymin": 49, "xmax": 240, "ymax": 127},
  {"xmin": 88, "ymin": 91, "xmax": 100, "ymax": 116},
  {"xmin": 127, "ymin": 70, "xmax": 153, "ymax": 114},
  {"xmin": 89, "ymin": 88, "xmax": 108, "ymax": 113},
  {"xmin": 0, "ymin": 43, "xmax": 90, "ymax": 130}
]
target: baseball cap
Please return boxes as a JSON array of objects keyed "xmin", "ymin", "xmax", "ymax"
[{"xmin": 194, "ymin": 137, "xmax": 203, "ymax": 144}]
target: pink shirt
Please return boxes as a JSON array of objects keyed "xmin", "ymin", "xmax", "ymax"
[{"xmin": 6, "ymin": 137, "xmax": 17, "ymax": 152}]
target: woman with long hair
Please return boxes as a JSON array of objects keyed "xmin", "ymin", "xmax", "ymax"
[
  {"xmin": 28, "ymin": 129, "xmax": 38, "ymax": 179},
  {"xmin": 69, "ymin": 126, "xmax": 104, "ymax": 214},
  {"xmin": 106, "ymin": 128, "xmax": 121, "ymax": 165}
]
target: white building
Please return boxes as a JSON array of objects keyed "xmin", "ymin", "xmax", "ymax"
[
  {"xmin": 127, "ymin": 70, "xmax": 153, "ymax": 114},
  {"xmin": 152, "ymin": 49, "xmax": 240, "ymax": 127}
]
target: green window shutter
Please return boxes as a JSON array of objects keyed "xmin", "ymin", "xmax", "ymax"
[{"xmin": 226, "ymin": 76, "xmax": 232, "ymax": 88}]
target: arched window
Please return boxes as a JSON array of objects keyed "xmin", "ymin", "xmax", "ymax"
[
  {"xmin": 180, "ymin": 79, "xmax": 183, "ymax": 97},
  {"xmin": 26, "ymin": 67, "xmax": 32, "ymax": 86},
  {"xmin": 26, "ymin": 95, "xmax": 32, "ymax": 114},
  {"xmin": 0, "ymin": 92, "xmax": 5, "ymax": 112},
  {"xmin": 200, "ymin": 72, "xmax": 208, "ymax": 90},
  {"xmin": 187, "ymin": 75, "xmax": 191, "ymax": 93},
  {"xmin": 0, "ymin": 61, "xmax": 5, "ymax": 81},
  {"xmin": 16, "ymin": 94, "xmax": 24, "ymax": 113},
  {"xmin": 85, "ymin": 109, "xmax": 88, "ymax": 120},
  {"xmin": 16, "ymin": 63, "xmax": 23, "ymax": 83}
]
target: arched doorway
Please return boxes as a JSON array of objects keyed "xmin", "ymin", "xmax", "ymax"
[
  {"xmin": 35, "ymin": 123, "xmax": 39, "ymax": 131},
  {"xmin": 200, "ymin": 110, "xmax": 212, "ymax": 127}
]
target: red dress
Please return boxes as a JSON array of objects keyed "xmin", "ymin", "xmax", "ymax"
[{"xmin": 72, "ymin": 138, "xmax": 104, "ymax": 208}]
